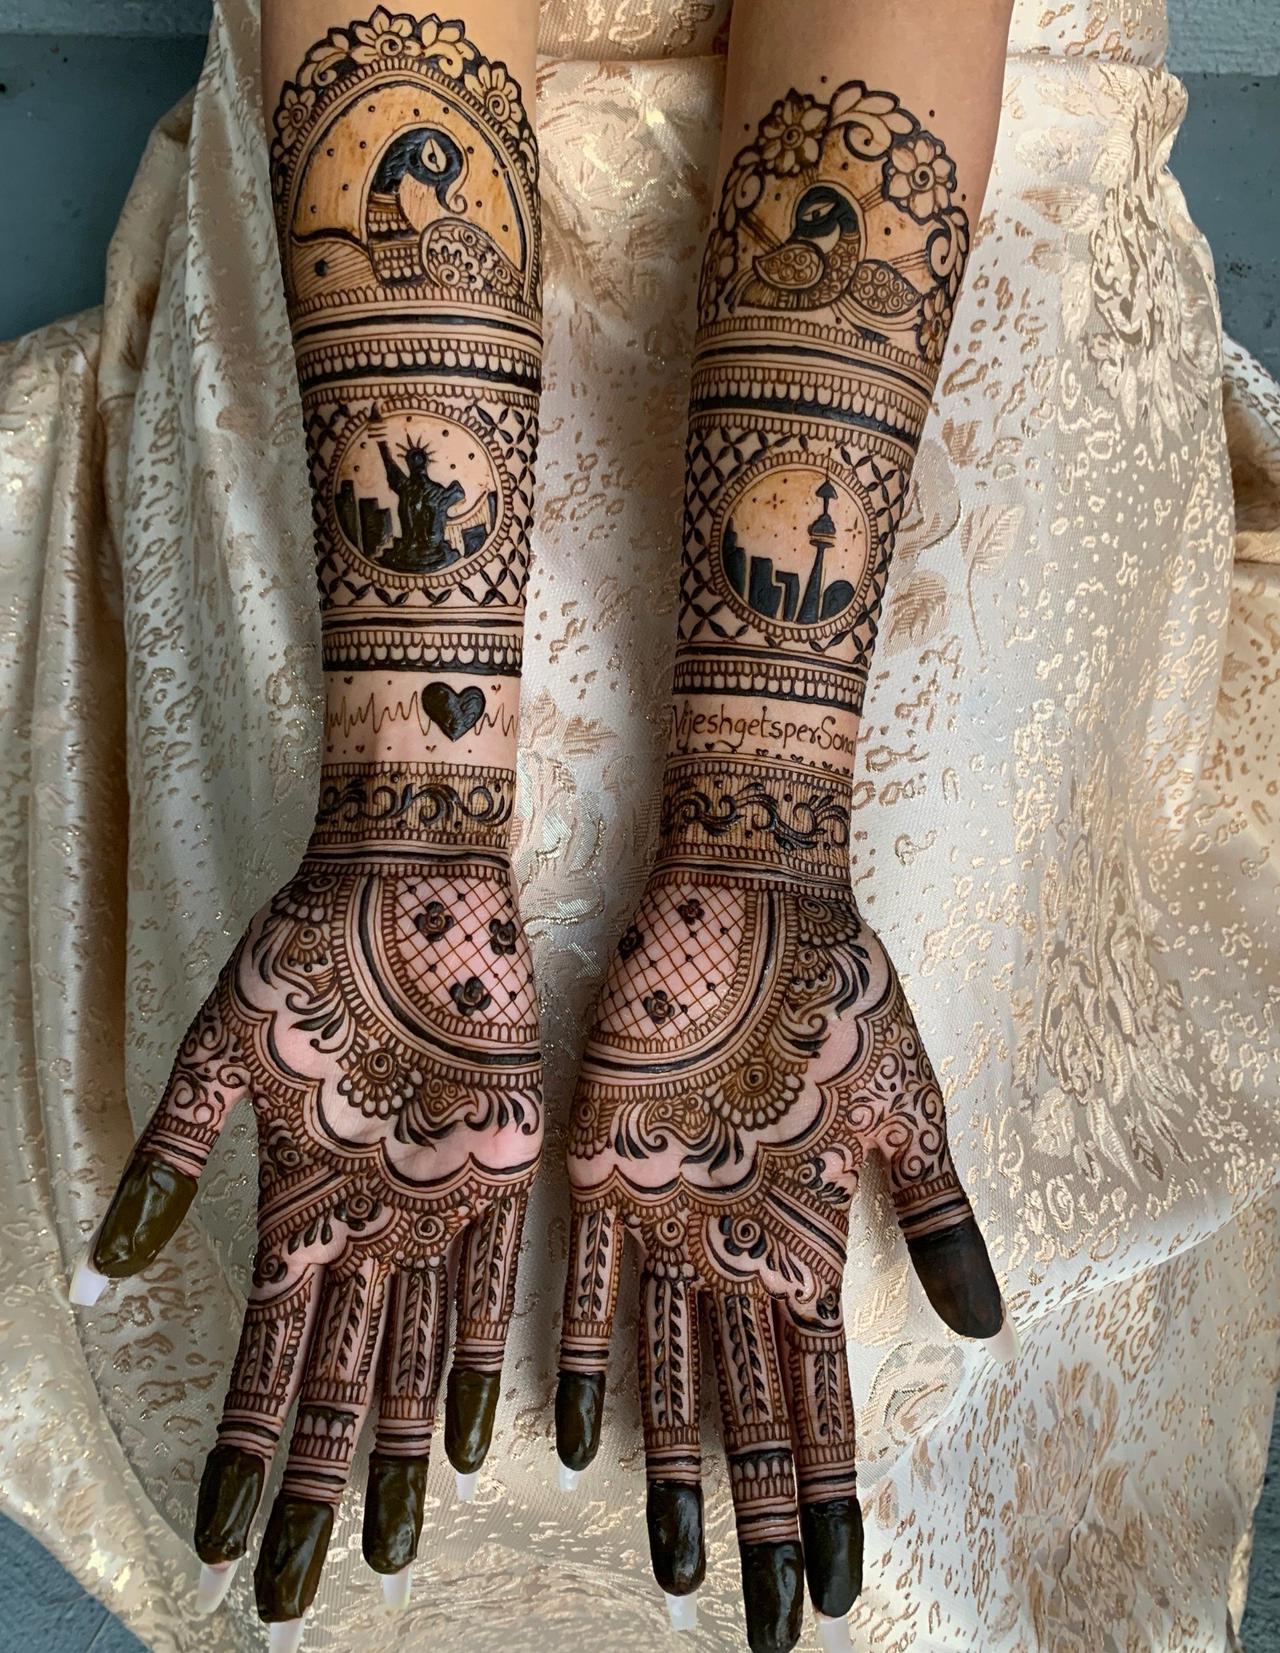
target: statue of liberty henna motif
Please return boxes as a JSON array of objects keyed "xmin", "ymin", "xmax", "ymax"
[
  {"xmin": 72, "ymin": 12, "xmax": 544, "ymax": 1644},
  {"xmin": 556, "ymin": 79, "xmax": 1013, "ymax": 1653}
]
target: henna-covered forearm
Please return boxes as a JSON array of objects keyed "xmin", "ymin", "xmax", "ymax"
[
  {"xmin": 557, "ymin": 6, "xmax": 1016, "ymax": 1651},
  {"xmin": 264, "ymin": 1, "xmax": 542, "ymax": 846},
  {"xmin": 77, "ymin": 8, "xmax": 545, "ymax": 1640},
  {"xmin": 665, "ymin": 63, "xmax": 977, "ymax": 870}
]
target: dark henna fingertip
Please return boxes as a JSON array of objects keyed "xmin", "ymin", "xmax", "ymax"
[
  {"xmin": 254, "ymin": 1498, "xmax": 334, "ymax": 1623},
  {"xmin": 363, "ymin": 1455, "xmax": 428, "ymax": 1573},
  {"xmin": 801, "ymin": 1497, "xmax": 863, "ymax": 1619},
  {"xmin": 194, "ymin": 1444, "xmax": 266, "ymax": 1565},
  {"xmin": 647, "ymin": 1481, "xmax": 706, "ymax": 1596},
  {"xmin": 555, "ymin": 1371, "xmax": 605, "ymax": 1471},
  {"xmin": 740, "ymin": 1540, "xmax": 805, "ymax": 1653},
  {"xmin": 906, "ymin": 1217, "xmax": 1003, "ymax": 1339},
  {"xmin": 92, "ymin": 1154, "xmax": 197, "ymax": 1278},
  {"xmin": 444, "ymin": 1368, "xmax": 500, "ymax": 1475}
]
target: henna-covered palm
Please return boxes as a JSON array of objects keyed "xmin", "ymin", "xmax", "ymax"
[
  {"xmin": 557, "ymin": 866, "xmax": 1003, "ymax": 1649},
  {"xmin": 83, "ymin": 771, "xmax": 542, "ymax": 1625}
]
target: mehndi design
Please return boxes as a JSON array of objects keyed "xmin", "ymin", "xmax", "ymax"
[
  {"xmin": 72, "ymin": 11, "xmax": 544, "ymax": 1644},
  {"xmin": 556, "ymin": 79, "xmax": 1011, "ymax": 1653}
]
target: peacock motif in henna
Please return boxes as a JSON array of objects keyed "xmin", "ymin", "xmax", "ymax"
[
  {"xmin": 557, "ymin": 76, "xmax": 1011, "ymax": 1653},
  {"xmin": 73, "ymin": 10, "xmax": 546, "ymax": 1641}
]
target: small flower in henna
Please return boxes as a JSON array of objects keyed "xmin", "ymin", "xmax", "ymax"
[
  {"xmin": 465, "ymin": 61, "xmax": 522, "ymax": 130},
  {"xmin": 451, "ymin": 976, "xmax": 493, "ymax": 1015},
  {"xmin": 676, "ymin": 898, "xmax": 704, "ymax": 928},
  {"xmin": 917, "ymin": 286, "xmax": 953, "ymax": 362},
  {"xmin": 415, "ymin": 900, "xmax": 455, "ymax": 940},
  {"xmin": 275, "ymin": 874, "xmax": 339, "ymax": 924},
  {"xmin": 274, "ymin": 85, "xmax": 316, "ymax": 149},
  {"xmin": 759, "ymin": 93, "xmax": 827, "ymax": 175},
  {"xmin": 619, "ymin": 924, "xmax": 644, "ymax": 959},
  {"xmin": 885, "ymin": 132, "xmax": 955, "ymax": 220},
  {"xmin": 488, "ymin": 918, "xmax": 518, "ymax": 955},
  {"xmin": 350, "ymin": 7, "xmax": 423, "ymax": 63},
  {"xmin": 642, "ymin": 989, "xmax": 680, "ymax": 1027},
  {"xmin": 337, "ymin": 1048, "xmax": 424, "ymax": 1119}
]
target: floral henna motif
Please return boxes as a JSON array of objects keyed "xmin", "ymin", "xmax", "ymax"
[
  {"xmin": 125, "ymin": 811, "xmax": 543, "ymax": 1614},
  {"xmin": 560, "ymin": 867, "xmax": 996, "ymax": 1645},
  {"xmin": 136, "ymin": 820, "xmax": 542, "ymax": 1375},
  {"xmin": 565, "ymin": 874, "xmax": 969, "ymax": 1317}
]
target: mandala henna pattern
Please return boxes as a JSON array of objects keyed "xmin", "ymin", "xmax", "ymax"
[{"xmin": 558, "ymin": 74, "xmax": 1004, "ymax": 1651}]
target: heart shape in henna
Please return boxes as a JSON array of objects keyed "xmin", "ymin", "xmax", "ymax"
[{"xmin": 420, "ymin": 682, "xmax": 486, "ymax": 740}]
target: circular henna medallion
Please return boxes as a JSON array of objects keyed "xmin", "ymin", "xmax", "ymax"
[
  {"xmin": 330, "ymin": 401, "xmax": 509, "ymax": 588},
  {"xmin": 712, "ymin": 453, "xmax": 878, "ymax": 643}
]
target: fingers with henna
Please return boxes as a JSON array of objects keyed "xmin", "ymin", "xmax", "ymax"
[
  {"xmin": 193, "ymin": 1263, "xmax": 326, "ymax": 1613},
  {"xmin": 363, "ymin": 1262, "xmax": 449, "ymax": 1605},
  {"xmin": 876, "ymin": 1011, "xmax": 1015, "ymax": 1357},
  {"xmin": 555, "ymin": 1204, "xmax": 621, "ymax": 1484},
  {"xmin": 639, "ymin": 1271, "xmax": 705, "ymax": 1624},
  {"xmin": 254, "ymin": 1258, "xmax": 388, "ymax": 1635},
  {"xmin": 443, "ymin": 1192, "xmax": 529, "ymax": 1498},
  {"xmin": 710, "ymin": 1295, "xmax": 805, "ymax": 1653},
  {"xmin": 70, "ymin": 993, "xmax": 246, "ymax": 1305},
  {"xmin": 775, "ymin": 1306, "xmax": 862, "ymax": 1629}
]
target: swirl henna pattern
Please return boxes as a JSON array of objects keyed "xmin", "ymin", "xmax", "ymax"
[
  {"xmin": 73, "ymin": 10, "xmax": 545, "ymax": 1640},
  {"xmin": 556, "ymin": 73, "xmax": 1011, "ymax": 1653}
]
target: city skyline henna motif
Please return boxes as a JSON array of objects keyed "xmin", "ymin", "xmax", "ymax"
[
  {"xmin": 557, "ymin": 79, "xmax": 1009, "ymax": 1653},
  {"xmin": 268, "ymin": 10, "xmax": 541, "ymax": 687},
  {"xmin": 678, "ymin": 80, "xmax": 963, "ymax": 724},
  {"xmin": 76, "ymin": 12, "xmax": 546, "ymax": 1643}
]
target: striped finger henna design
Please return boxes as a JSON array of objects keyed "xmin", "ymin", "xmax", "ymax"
[
  {"xmin": 556, "ymin": 77, "xmax": 1011, "ymax": 1653},
  {"xmin": 74, "ymin": 11, "xmax": 544, "ymax": 1642}
]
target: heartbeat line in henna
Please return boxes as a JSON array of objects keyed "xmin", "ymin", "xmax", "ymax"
[{"xmin": 326, "ymin": 687, "xmax": 519, "ymax": 744}]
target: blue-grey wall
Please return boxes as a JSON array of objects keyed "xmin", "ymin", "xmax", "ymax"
[{"xmin": 0, "ymin": 4, "xmax": 1276, "ymax": 1652}]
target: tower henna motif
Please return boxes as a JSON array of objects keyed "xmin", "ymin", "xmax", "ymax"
[
  {"xmin": 557, "ymin": 81, "xmax": 1010, "ymax": 1653},
  {"xmin": 77, "ymin": 11, "xmax": 544, "ymax": 1633}
]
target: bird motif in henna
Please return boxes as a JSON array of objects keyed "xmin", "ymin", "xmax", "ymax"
[
  {"xmin": 80, "ymin": 9, "xmax": 550, "ymax": 1639},
  {"xmin": 557, "ymin": 79, "xmax": 1002, "ymax": 1653}
]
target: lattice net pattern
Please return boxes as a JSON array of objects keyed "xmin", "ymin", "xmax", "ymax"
[
  {"xmin": 391, "ymin": 876, "xmax": 537, "ymax": 1030},
  {"xmin": 596, "ymin": 881, "xmax": 748, "ymax": 1044}
]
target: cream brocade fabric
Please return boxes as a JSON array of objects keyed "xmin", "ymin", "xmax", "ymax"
[{"xmin": 2, "ymin": 0, "xmax": 1279, "ymax": 1647}]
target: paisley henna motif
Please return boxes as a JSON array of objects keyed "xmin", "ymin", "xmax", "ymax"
[{"xmin": 123, "ymin": 801, "xmax": 543, "ymax": 1616}]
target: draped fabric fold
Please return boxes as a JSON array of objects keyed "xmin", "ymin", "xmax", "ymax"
[{"xmin": 1, "ymin": 1, "xmax": 1277, "ymax": 1647}]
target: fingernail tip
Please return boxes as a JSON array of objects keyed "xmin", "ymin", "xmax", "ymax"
[
  {"xmin": 556, "ymin": 1463, "xmax": 580, "ymax": 1494},
  {"xmin": 268, "ymin": 1618, "xmax": 306, "ymax": 1653},
  {"xmin": 982, "ymin": 1309, "xmax": 1020, "ymax": 1364},
  {"xmin": 69, "ymin": 1255, "xmax": 110, "ymax": 1307},
  {"xmin": 194, "ymin": 1558, "xmax": 238, "ymax": 1614},
  {"xmin": 381, "ymin": 1564, "xmax": 412, "ymax": 1610},
  {"xmin": 663, "ymin": 1590, "xmax": 697, "ymax": 1631},
  {"xmin": 455, "ymin": 1470, "xmax": 479, "ymax": 1503},
  {"xmin": 815, "ymin": 1612, "xmax": 849, "ymax": 1652}
]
